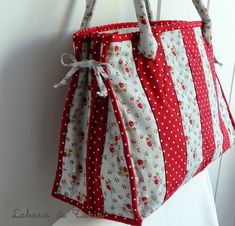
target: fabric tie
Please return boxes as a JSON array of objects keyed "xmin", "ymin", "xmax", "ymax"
[{"xmin": 53, "ymin": 53, "xmax": 116, "ymax": 97}]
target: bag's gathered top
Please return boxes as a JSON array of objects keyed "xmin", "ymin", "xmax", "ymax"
[{"xmin": 52, "ymin": 1, "xmax": 235, "ymax": 225}]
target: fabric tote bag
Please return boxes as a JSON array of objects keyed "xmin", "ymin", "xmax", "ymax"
[{"xmin": 52, "ymin": 0, "xmax": 235, "ymax": 225}]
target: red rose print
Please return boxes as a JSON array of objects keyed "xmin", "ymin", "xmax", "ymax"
[
  {"xmin": 123, "ymin": 166, "xmax": 128, "ymax": 173},
  {"xmin": 140, "ymin": 16, "xmax": 147, "ymax": 25},
  {"xmin": 172, "ymin": 49, "xmax": 177, "ymax": 56},
  {"xmin": 182, "ymin": 84, "xmax": 186, "ymax": 90},
  {"xmin": 128, "ymin": 121, "xmax": 135, "ymax": 127},
  {"xmin": 114, "ymin": 46, "xmax": 119, "ymax": 52},
  {"xmin": 142, "ymin": 197, "xmax": 148, "ymax": 204},
  {"xmin": 106, "ymin": 182, "xmax": 112, "ymax": 190},
  {"xmin": 71, "ymin": 175, "xmax": 77, "ymax": 182},
  {"xmin": 119, "ymin": 59, "xmax": 123, "ymax": 64},
  {"xmin": 138, "ymin": 103, "xmax": 143, "ymax": 108},
  {"xmin": 193, "ymin": 153, "xmax": 196, "ymax": 159},
  {"xmin": 189, "ymin": 118, "xmax": 193, "ymax": 124},
  {"xmin": 114, "ymin": 135, "xmax": 119, "ymax": 142},
  {"xmin": 119, "ymin": 82, "xmax": 124, "ymax": 88},
  {"xmin": 63, "ymin": 152, "xmax": 67, "ymax": 157},
  {"xmin": 126, "ymin": 204, "xmax": 132, "ymax": 209},
  {"xmin": 137, "ymin": 159, "xmax": 144, "ymax": 166},
  {"xmin": 147, "ymin": 140, "xmax": 152, "ymax": 147},
  {"xmin": 76, "ymin": 194, "xmax": 80, "ymax": 200},
  {"xmin": 125, "ymin": 67, "xmax": 130, "ymax": 73},
  {"xmin": 154, "ymin": 177, "xmax": 159, "ymax": 185}
]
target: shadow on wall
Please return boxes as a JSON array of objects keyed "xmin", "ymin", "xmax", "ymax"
[{"xmin": 0, "ymin": 1, "xmax": 80, "ymax": 226}]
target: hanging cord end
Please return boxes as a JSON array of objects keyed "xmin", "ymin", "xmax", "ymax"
[
  {"xmin": 214, "ymin": 56, "xmax": 223, "ymax": 67},
  {"xmin": 53, "ymin": 80, "xmax": 67, "ymax": 89}
]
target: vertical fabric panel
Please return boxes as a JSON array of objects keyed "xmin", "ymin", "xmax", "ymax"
[
  {"xmin": 194, "ymin": 27, "xmax": 230, "ymax": 159},
  {"xmin": 106, "ymin": 40, "xmax": 167, "ymax": 218},
  {"xmin": 100, "ymin": 100, "xmax": 134, "ymax": 219},
  {"xmin": 57, "ymin": 72, "xmax": 90, "ymax": 204},
  {"xmin": 181, "ymin": 28, "xmax": 217, "ymax": 174},
  {"xmin": 161, "ymin": 29, "xmax": 203, "ymax": 184}
]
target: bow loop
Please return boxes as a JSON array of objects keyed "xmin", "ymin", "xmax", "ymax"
[{"xmin": 54, "ymin": 53, "xmax": 115, "ymax": 97}]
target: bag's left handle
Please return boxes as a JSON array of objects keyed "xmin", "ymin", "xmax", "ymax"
[{"xmin": 80, "ymin": 0, "xmax": 158, "ymax": 60}]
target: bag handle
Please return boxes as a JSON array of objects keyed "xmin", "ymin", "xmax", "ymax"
[
  {"xmin": 80, "ymin": 0, "xmax": 212, "ymax": 60},
  {"xmin": 80, "ymin": 0, "xmax": 158, "ymax": 60},
  {"xmin": 80, "ymin": 0, "xmax": 153, "ymax": 29}
]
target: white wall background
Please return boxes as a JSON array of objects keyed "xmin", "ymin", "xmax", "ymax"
[{"xmin": 0, "ymin": 0, "xmax": 234, "ymax": 226}]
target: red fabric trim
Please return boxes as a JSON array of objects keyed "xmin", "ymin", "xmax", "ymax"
[
  {"xmin": 90, "ymin": 39, "xmax": 109, "ymax": 213},
  {"xmin": 83, "ymin": 71, "xmax": 98, "ymax": 210},
  {"xmin": 73, "ymin": 21, "xmax": 202, "ymax": 41},
  {"xmin": 203, "ymin": 40, "xmax": 233, "ymax": 153},
  {"xmin": 52, "ymin": 192, "xmax": 142, "ymax": 225},
  {"xmin": 181, "ymin": 28, "xmax": 216, "ymax": 174},
  {"xmin": 132, "ymin": 34, "xmax": 187, "ymax": 202}
]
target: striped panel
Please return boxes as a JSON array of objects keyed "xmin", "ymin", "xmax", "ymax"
[
  {"xmin": 193, "ymin": 27, "xmax": 228, "ymax": 160},
  {"xmin": 161, "ymin": 29, "xmax": 203, "ymax": 184},
  {"xmin": 58, "ymin": 71, "xmax": 90, "ymax": 204},
  {"xmin": 100, "ymin": 100, "xmax": 134, "ymax": 219},
  {"xmin": 180, "ymin": 28, "xmax": 217, "ymax": 174},
  {"xmin": 106, "ymin": 41, "xmax": 167, "ymax": 218},
  {"xmin": 134, "ymin": 35, "xmax": 187, "ymax": 201}
]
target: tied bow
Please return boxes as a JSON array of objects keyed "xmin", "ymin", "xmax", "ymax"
[{"xmin": 53, "ymin": 53, "xmax": 116, "ymax": 97}]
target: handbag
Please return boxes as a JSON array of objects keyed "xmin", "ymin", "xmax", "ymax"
[{"xmin": 52, "ymin": 0, "xmax": 235, "ymax": 225}]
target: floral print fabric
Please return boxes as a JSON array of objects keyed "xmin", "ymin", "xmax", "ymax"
[
  {"xmin": 57, "ymin": 70, "xmax": 91, "ymax": 204},
  {"xmin": 105, "ymin": 41, "xmax": 166, "ymax": 218}
]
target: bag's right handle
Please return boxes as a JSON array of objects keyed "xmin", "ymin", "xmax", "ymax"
[{"xmin": 192, "ymin": 0, "xmax": 212, "ymax": 45}]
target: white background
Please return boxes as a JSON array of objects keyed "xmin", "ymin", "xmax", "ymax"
[{"xmin": 0, "ymin": 0, "xmax": 234, "ymax": 226}]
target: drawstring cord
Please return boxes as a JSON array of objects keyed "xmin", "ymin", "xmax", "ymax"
[{"xmin": 53, "ymin": 53, "xmax": 116, "ymax": 97}]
